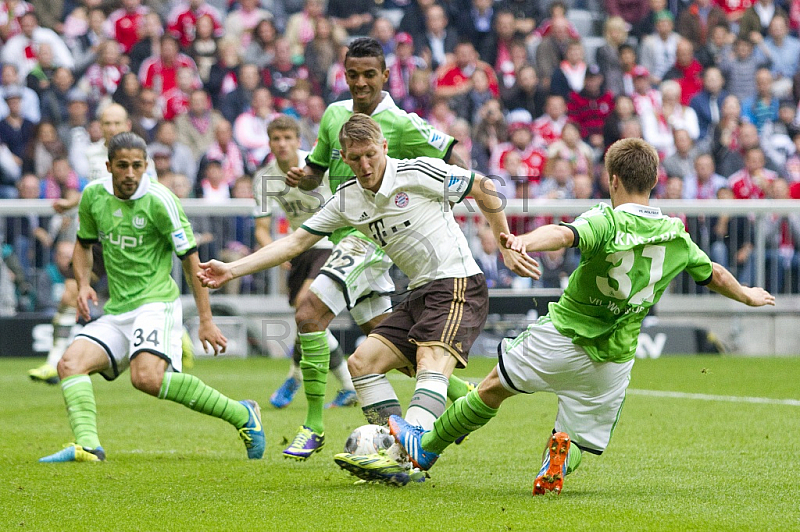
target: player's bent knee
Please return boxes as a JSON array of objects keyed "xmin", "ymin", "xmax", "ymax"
[
  {"xmin": 130, "ymin": 367, "xmax": 164, "ymax": 396},
  {"xmin": 295, "ymin": 293, "xmax": 334, "ymax": 333},
  {"xmin": 129, "ymin": 352, "xmax": 168, "ymax": 396},
  {"xmin": 347, "ymin": 351, "xmax": 370, "ymax": 378},
  {"xmin": 57, "ymin": 340, "xmax": 107, "ymax": 378}
]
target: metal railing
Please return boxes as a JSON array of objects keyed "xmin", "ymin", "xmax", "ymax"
[{"xmin": 0, "ymin": 199, "xmax": 797, "ymax": 314}]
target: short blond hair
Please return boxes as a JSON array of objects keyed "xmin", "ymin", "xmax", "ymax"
[
  {"xmin": 338, "ymin": 113, "xmax": 384, "ymax": 149},
  {"xmin": 604, "ymin": 138, "xmax": 659, "ymax": 194}
]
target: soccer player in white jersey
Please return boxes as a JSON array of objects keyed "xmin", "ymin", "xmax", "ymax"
[
  {"xmin": 274, "ymin": 37, "xmax": 474, "ymax": 460},
  {"xmin": 388, "ymin": 138, "xmax": 776, "ymax": 494},
  {"xmin": 197, "ymin": 114, "xmax": 540, "ymax": 483},
  {"xmin": 39, "ymin": 132, "xmax": 265, "ymax": 463},
  {"xmin": 253, "ymin": 116, "xmax": 357, "ymax": 412}
]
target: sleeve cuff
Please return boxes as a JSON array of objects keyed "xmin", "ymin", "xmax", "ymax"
[
  {"xmin": 300, "ymin": 224, "xmax": 331, "ymax": 237},
  {"xmin": 305, "ymin": 157, "xmax": 328, "ymax": 174},
  {"xmin": 77, "ymin": 236, "xmax": 98, "ymax": 246},
  {"xmin": 177, "ymin": 246, "xmax": 198, "ymax": 260},
  {"xmin": 696, "ymin": 271, "xmax": 713, "ymax": 286},
  {"xmin": 559, "ymin": 222, "xmax": 580, "ymax": 248}
]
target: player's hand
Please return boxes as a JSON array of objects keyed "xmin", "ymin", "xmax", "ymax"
[
  {"xmin": 76, "ymin": 285, "xmax": 98, "ymax": 322},
  {"xmin": 743, "ymin": 286, "xmax": 775, "ymax": 307},
  {"xmin": 52, "ymin": 198, "xmax": 72, "ymax": 214},
  {"xmin": 285, "ymin": 166, "xmax": 305, "ymax": 188},
  {"xmin": 500, "ymin": 247, "xmax": 541, "ymax": 280},
  {"xmin": 197, "ymin": 259, "xmax": 233, "ymax": 289},
  {"xmin": 198, "ymin": 319, "xmax": 228, "ymax": 355},
  {"xmin": 500, "ymin": 232, "xmax": 526, "ymax": 253}
]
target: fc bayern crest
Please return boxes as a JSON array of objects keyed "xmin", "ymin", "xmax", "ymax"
[{"xmin": 394, "ymin": 192, "xmax": 409, "ymax": 208}]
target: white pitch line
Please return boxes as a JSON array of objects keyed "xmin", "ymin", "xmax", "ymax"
[{"xmin": 628, "ymin": 388, "xmax": 800, "ymax": 406}]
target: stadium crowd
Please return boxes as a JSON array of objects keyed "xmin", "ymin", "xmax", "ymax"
[{"xmin": 0, "ymin": 0, "xmax": 800, "ymax": 312}]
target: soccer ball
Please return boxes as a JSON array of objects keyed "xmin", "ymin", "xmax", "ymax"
[{"xmin": 344, "ymin": 424, "xmax": 395, "ymax": 455}]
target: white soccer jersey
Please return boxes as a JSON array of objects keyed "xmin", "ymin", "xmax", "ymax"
[
  {"xmin": 253, "ymin": 150, "xmax": 333, "ymax": 249},
  {"xmin": 302, "ymin": 156, "xmax": 482, "ymax": 289}
]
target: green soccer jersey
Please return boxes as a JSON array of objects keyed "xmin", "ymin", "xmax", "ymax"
[
  {"xmin": 77, "ymin": 178, "xmax": 197, "ymax": 315},
  {"xmin": 550, "ymin": 203, "xmax": 713, "ymax": 363},
  {"xmin": 307, "ymin": 92, "xmax": 455, "ymax": 243}
]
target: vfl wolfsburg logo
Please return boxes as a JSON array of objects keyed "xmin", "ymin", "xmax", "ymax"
[{"xmin": 133, "ymin": 215, "xmax": 147, "ymax": 229}]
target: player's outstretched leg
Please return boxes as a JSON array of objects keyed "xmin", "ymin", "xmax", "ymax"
[
  {"xmin": 158, "ymin": 372, "xmax": 265, "ymax": 459},
  {"xmin": 283, "ymin": 331, "xmax": 328, "ymax": 459},
  {"xmin": 39, "ymin": 375, "xmax": 105, "ymax": 462},
  {"xmin": 533, "ymin": 432, "xmax": 576, "ymax": 495},
  {"xmin": 403, "ymin": 388, "xmax": 499, "ymax": 461}
]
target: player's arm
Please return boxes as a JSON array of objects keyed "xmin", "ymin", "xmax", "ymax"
[
  {"xmin": 254, "ymin": 215, "xmax": 273, "ymax": 248},
  {"xmin": 446, "ymin": 149, "xmax": 468, "ymax": 170},
  {"xmin": 705, "ymin": 262, "xmax": 775, "ymax": 307},
  {"xmin": 500, "ymin": 225, "xmax": 576, "ymax": 254},
  {"xmin": 181, "ymin": 251, "xmax": 227, "ymax": 354},
  {"xmin": 72, "ymin": 240, "xmax": 98, "ymax": 321},
  {"xmin": 53, "ymin": 193, "xmax": 81, "ymax": 214},
  {"xmin": 469, "ymin": 173, "xmax": 540, "ymax": 279},
  {"xmin": 198, "ymin": 228, "xmax": 323, "ymax": 288}
]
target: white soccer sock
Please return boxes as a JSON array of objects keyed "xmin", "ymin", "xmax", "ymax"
[
  {"xmin": 325, "ymin": 329, "xmax": 340, "ymax": 352},
  {"xmin": 287, "ymin": 361, "xmax": 302, "ymax": 380},
  {"xmin": 353, "ymin": 373, "xmax": 401, "ymax": 425},
  {"xmin": 330, "ymin": 359, "xmax": 355, "ymax": 391},
  {"xmin": 405, "ymin": 370, "xmax": 449, "ymax": 431}
]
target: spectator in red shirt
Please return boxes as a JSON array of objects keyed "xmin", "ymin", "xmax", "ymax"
[
  {"xmin": 490, "ymin": 116, "xmax": 547, "ymax": 197},
  {"xmin": 715, "ymin": 0, "xmax": 753, "ymax": 26},
  {"xmin": 104, "ymin": 0, "xmax": 149, "ymax": 54},
  {"xmin": 566, "ymin": 64, "xmax": 615, "ymax": 149},
  {"xmin": 532, "ymin": 94, "xmax": 568, "ymax": 147},
  {"xmin": 167, "ymin": 0, "xmax": 223, "ymax": 50},
  {"xmin": 160, "ymin": 67, "xmax": 196, "ymax": 121},
  {"xmin": 79, "ymin": 40, "xmax": 128, "ymax": 109},
  {"xmin": 663, "ymin": 38, "xmax": 704, "ymax": 106},
  {"xmin": 139, "ymin": 34, "xmax": 200, "ymax": 94},
  {"xmin": 728, "ymin": 146, "xmax": 778, "ymax": 199},
  {"xmin": 434, "ymin": 40, "xmax": 499, "ymax": 105}
]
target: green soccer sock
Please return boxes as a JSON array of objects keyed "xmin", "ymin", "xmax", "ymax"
[
  {"xmin": 566, "ymin": 442, "xmax": 582, "ymax": 475},
  {"xmin": 158, "ymin": 373, "xmax": 249, "ymax": 429},
  {"xmin": 61, "ymin": 375, "xmax": 101, "ymax": 449},
  {"xmin": 299, "ymin": 331, "xmax": 329, "ymax": 434},
  {"xmin": 422, "ymin": 388, "xmax": 498, "ymax": 454},
  {"xmin": 446, "ymin": 375, "xmax": 473, "ymax": 403}
]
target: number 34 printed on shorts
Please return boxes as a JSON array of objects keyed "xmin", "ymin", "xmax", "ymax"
[{"xmin": 133, "ymin": 328, "xmax": 160, "ymax": 347}]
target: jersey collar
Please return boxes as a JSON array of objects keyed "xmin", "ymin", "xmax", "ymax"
[
  {"xmin": 614, "ymin": 203, "xmax": 662, "ymax": 218},
  {"xmin": 356, "ymin": 156, "xmax": 397, "ymax": 202},
  {"xmin": 344, "ymin": 92, "xmax": 396, "ymax": 116},
  {"xmin": 101, "ymin": 174, "xmax": 151, "ymax": 200},
  {"xmin": 375, "ymin": 157, "xmax": 397, "ymax": 199}
]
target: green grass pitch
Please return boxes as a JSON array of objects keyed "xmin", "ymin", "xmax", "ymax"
[{"xmin": 2, "ymin": 355, "xmax": 799, "ymax": 531}]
